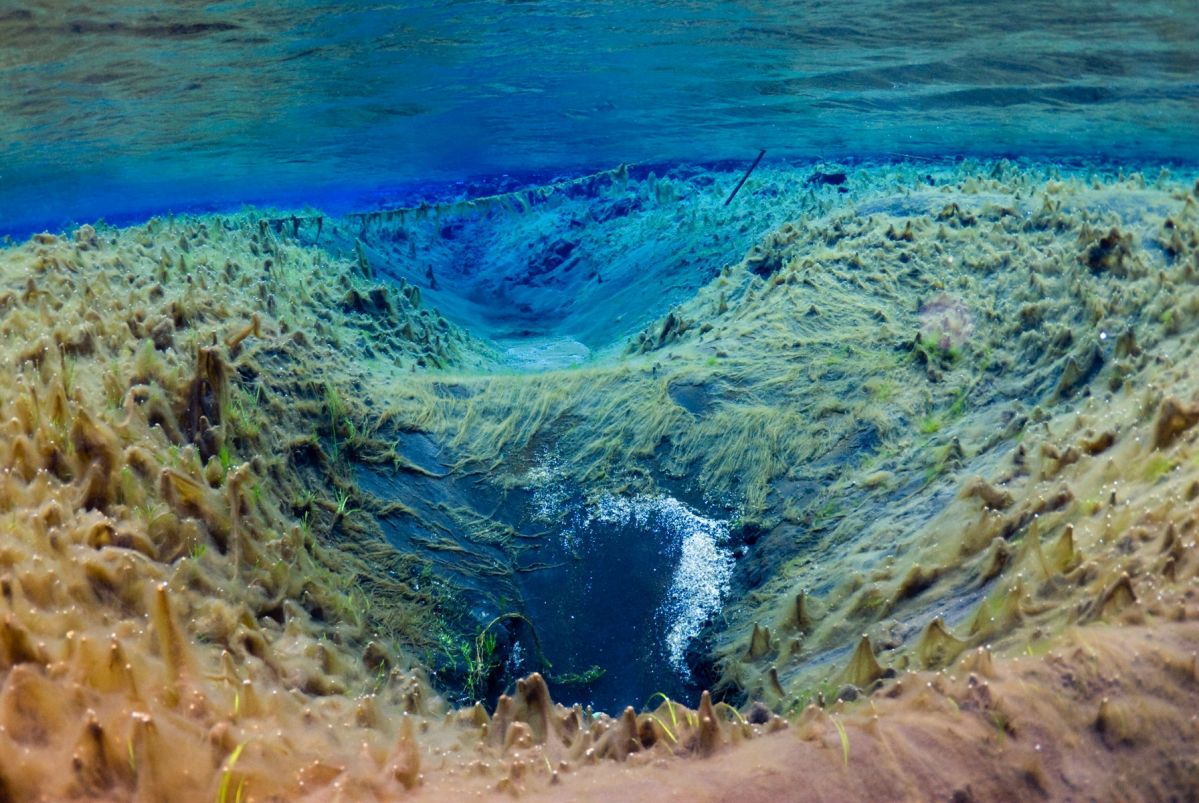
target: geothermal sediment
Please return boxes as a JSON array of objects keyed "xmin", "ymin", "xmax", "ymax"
[{"xmin": 0, "ymin": 162, "xmax": 1197, "ymax": 800}]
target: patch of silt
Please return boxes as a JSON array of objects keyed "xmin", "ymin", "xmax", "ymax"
[{"xmin": 2, "ymin": 161, "xmax": 1199, "ymax": 801}]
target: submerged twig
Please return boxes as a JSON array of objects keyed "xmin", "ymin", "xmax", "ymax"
[{"xmin": 724, "ymin": 149, "xmax": 766, "ymax": 205}]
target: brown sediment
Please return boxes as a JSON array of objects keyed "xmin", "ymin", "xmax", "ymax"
[
  {"xmin": 0, "ymin": 164, "xmax": 1198, "ymax": 800},
  {"xmin": 0, "ymin": 215, "xmax": 491, "ymax": 800}
]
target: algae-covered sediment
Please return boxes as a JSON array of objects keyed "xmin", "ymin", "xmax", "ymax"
[{"xmin": 0, "ymin": 161, "xmax": 1198, "ymax": 800}]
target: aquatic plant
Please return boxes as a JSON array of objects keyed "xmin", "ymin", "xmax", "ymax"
[
  {"xmin": 324, "ymin": 383, "xmax": 346, "ymax": 463},
  {"xmin": 217, "ymin": 443, "xmax": 233, "ymax": 475},
  {"xmin": 1144, "ymin": 453, "xmax": 1177, "ymax": 482},
  {"xmin": 456, "ymin": 612, "xmax": 549, "ymax": 701},
  {"xmin": 548, "ymin": 664, "xmax": 606, "ymax": 686},
  {"xmin": 216, "ymin": 742, "xmax": 247, "ymax": 803},
  {"xmin": 830, "ymin": 715, "xmax": 850, "ymax": 768}
]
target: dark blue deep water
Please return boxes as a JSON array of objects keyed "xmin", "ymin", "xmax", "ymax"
[{"xmin": 1, "ymin": 1, "xmax": 1197, "ymax": 234}]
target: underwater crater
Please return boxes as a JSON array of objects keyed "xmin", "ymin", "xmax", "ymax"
[{"xmin": 2, "ymin": 159, "xmax": 1199, "ymax": 801}]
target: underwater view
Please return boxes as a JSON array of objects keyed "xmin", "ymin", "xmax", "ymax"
[{"xmin": 0, "ymin": 1, "xmax": 1198, "ymax": 800}]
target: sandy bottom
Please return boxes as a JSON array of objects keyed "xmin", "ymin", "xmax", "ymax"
[
  {"xmin": 0, "ymin": 161, "xmax": 1197, "ymax": 801},
  {"xmin": 502, "ymin": 337, "xmax": 591, "ymax": 370}
]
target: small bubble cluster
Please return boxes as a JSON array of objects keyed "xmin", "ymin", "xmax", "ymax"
[
  {"xmin": 587, "ymin": 494, "xmax": 732, "ymax": 672},
  {"xmin": 527, "ymin": 448, "xmax": 732, "ymax": 676}
]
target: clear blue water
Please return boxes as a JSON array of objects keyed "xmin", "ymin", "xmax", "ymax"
[{"xmin": 2, "ymin": 1, "xmax": 1197, "ymax": 235}]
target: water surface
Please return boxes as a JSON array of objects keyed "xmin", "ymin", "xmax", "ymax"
[{"xmin": 2, "ymin": 1, "xmax": 1196, "ymax": 232}]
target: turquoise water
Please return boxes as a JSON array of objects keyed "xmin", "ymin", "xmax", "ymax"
[{"xmin": 2, "ymin": 1, "xmax": 1196, "ymax": 234}]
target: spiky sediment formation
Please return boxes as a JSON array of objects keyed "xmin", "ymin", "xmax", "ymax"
[{"xmin": 0, "ymin": 216, "xmax": 483, "ymax": 799}]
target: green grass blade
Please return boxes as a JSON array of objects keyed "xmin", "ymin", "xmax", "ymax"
[
  {"xmin": 217, "ymin": 742, "xmax": 247, "ymax": 803},
  {"xmin": 831, "ymin": 716, "xmax": 849, "ymax": 768},
  {"xmin": 645, "ymin": 713, "xmax": 678, "ymax": 744},
  {"xmin": 644, "ymin": 692, "xmax": 678, "ymax": 728}
]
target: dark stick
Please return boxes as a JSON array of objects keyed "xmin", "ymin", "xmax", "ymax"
[{"xmin": 724, "ymin": 149, "xmax": 766, "ymax": 206}]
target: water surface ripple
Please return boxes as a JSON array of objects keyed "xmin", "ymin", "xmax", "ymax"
[{"xmin": 1, "ymin": 1, "xmax": 1196, "ymax": 231}]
